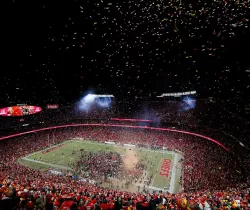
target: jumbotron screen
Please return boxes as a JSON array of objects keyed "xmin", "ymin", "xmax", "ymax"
[{"xmin": 0, "ymin": 105, "xmax": 42, "ymax": 117}]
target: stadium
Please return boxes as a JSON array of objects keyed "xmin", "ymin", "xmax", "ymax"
[
  {"xmin": 1, "ymin": 0, "xmax": 250, "ymax": 209},
  {"xmin": 0, "ymin": 96, "xmax": 249, "ymax": 210}
]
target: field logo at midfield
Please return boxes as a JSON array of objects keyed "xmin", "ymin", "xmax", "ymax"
[{"xmin": 159, "ymin": 159, "xmax": 171, "ymax": 178}]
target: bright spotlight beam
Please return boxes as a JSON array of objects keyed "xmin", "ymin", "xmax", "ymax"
[{"xmin": 79, "ymin": 94, "xmax": 114, "ymax": 111}]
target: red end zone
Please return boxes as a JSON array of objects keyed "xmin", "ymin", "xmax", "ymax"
[{"xmin": 159, "ymin": 159, "xmax": 172, "ymax": 178}]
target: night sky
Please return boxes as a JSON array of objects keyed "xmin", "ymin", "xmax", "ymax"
[{"xmin": 1, "ymin": 0, "xmax": 250, "ymax": 107}]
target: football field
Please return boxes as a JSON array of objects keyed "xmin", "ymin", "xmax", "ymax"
[{"xmin": 17, "ymin": 139, "xmax": 182, "ymax": 193}]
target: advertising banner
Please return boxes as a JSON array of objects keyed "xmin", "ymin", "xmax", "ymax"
[{"xmin": 0, "ymin": 105, "xmax": 42, "ymax": 116}]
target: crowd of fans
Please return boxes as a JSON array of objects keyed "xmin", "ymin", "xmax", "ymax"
[
  {"xmin": 0, "ymin": 100, "xmax": 249, "ymax": 150},
  {"xmin": 75, "ymin": 151, "xmax": 123, "ymax": 181},
  {"xmin": 3, "ymin": 0, "xmax": 250, "ymax": 207},
  {"xmin": 0, "ymin": 126, "xmax": 248, "ymax": 209},
  {"xmin": 74, "ymin": 149, "xmax": 147, "ymax": 186},
  {"xmin": 79, "ymin": 127, "xmax": 248, "ymax": 189}
]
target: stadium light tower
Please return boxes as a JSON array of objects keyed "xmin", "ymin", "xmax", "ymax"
[
  {"xmin": 89, "ymin": 94, "xmax": 114, "ymax": 97},
  {"xmin": 157, "ymin": 91, "xmax": 196, "ymax": 97}
]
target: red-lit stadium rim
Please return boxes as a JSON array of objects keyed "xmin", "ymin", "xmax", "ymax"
[{"xmin": 0, "ymin": 124, "xmax": 230, "ymax": 152}]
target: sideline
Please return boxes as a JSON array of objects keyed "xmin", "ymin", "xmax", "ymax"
[
  {"xmin": 169, "ymin": 153, "xmax": 178, "ymax": 193},
  {"xmin": 21, "ymin": 157, "xmax": 73, "ymax": 171},
  {"xmin": 25, "ymin": 142, "xmax": 67, "ymax": 158}
]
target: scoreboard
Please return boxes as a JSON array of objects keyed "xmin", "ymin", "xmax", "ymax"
[{"xmin": 0, "ymin": 105, "xmax": 42, "ymax": 117}]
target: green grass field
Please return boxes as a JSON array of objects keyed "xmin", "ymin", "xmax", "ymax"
[{"xmin": 18, "ymin": 139, "xmax": 181, "ymax": 192}]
